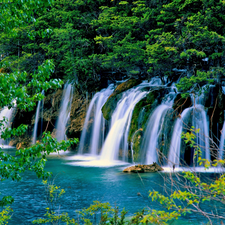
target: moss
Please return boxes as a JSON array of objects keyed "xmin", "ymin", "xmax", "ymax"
[
  {"xmin": 102, "ymin": 78, "xmax": 141, "ymax": 120},
  {"xmin": 128, "ymin": 87, "xmax": 169, "ymax": 143},
  {"xmin": 132, "ymin": 129, "xmax": 143, "ymax": 162}
]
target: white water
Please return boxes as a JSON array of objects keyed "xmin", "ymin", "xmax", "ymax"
[
  {"xmin": 192, "ymin": 104, "xmax": 210, "ymax": 161},
  {"xmin": 168, "ymin": 104, "xmax": 210, "ymax": 167},
  {"xmin": 78, "ymin": 84, "xmax": 114, "ymax": 155},
  {"xmin": 55, "ymin": 82, "xmax": 73, "ymax": 141},
  {"xmin": 168, "ymin": 107, "xmax": 192, "ymax": 167},
  {"xmin": 219, "ymin": 121, "xmax": 225, "ymax": 159},
  {"xmin": 162, "ymin": 166, "xmax": 225, "ymax": 173},
  {"xmin": 141, "ymin": 90, "xmax": 176, "ymax": 164},
  {"xmin": 142, "ymin": 104, "xmax": 172, "ymax": 164},
  {"xmin": 0, "ymin": 105, "xmax": 16, "ymax": 146},
  {"xmin": 32, "ymin": 90, "xmax": 44, "ymax": 145},
  {"xmin": 100, "ymin": 82, "xmax": 151, "ymax": 163}
]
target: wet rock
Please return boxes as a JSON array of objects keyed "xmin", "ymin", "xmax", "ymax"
[
  {"xmin": 102, "ymin": 79, "xmax": 141, "ymax": 120},
  {"xmin": 67, "ymin": 91, "xmax": 88, "ymax": 138},
  {"xmin": 128, "ymin": 87, "xmax": 169, "ymax": 143},
  {"xmin": 123, "ymin": 162, "xmax": 163, "ymax": 173},
  {"xmin": 131, "ymin": 128, "xmax": 143, "ymax": 162}
]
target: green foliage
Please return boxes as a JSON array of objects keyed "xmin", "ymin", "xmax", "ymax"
[
  {"xmin": 0, "ymin": 59, "xmax": 63, "ymax": 110},
  {"xmin": 0, "ymin": 0, "xmax": 54, "ymax": 33},
  {"xmin": 0, "ymin": 1, "xmax": 79, "ymax": 224},
  {"xmin": 32, "ymin": 181, "xmax": 77, "ymax": 225},
  {"xmin": 147, "ymin": 128, "xmax": 225, "ymax": 225},
  {"xmin": 0, "ymin": 207, "xmax": 12, "ymax": 225},
  {"xmin": 176, "ymin": 70, "xmax": 214, "ymax": 97}
]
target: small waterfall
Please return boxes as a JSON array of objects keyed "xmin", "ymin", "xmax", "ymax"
[
  {"xmin": 168, "ymin": 104, "xmax": 210, "ymax": 167},
  {"xmin": 219, "ymin": 121, "xmax": 225, "ymax": 160},
  {"xmin": 78, "ymin": 84, "xmax": 114, "ymax": 155},
  {"xmin": 192, "ymin": 104, "xmax": 210, "ymax": 161},
  {"xmin": 0, "ymin": 104, "xmax": 16, "ymax": 146},
  {"xmin": 100, "ymin": 82, "xmax": 151, "ymax": 162},
  {"xmin": 142, "ymin": 105, "xmax": 172, "ymax": 164},
  {"xmin": 55, "ymin": 82, "xmax": 73, "ymax": 142},
  {"xmin": 40, "ymin": 96, "xmax": 44, "ymax": 135},
  {"xmin": 32, "ymin": 90, "xmax": 44, "ymax": 145},
  {"xmin": 168, "ymin": 107, "xmax": 192, "ymax": 167},
  {"xmin": 141, "ymin": 91, "xmax": 175, "ymax": 164}
]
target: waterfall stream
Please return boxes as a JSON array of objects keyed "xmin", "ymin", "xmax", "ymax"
[
  {"xmin": 168, "ymin": 107, "xmax": 192, "ymax": 167},
  {"xmin": 168, "ymin": 104, "xmax": 210, "ymax": 167},
  {"xmin": 32, "ymin": 90, "xmax": 44, "ymax": 145},
  {"xmin": 78, "ymin": 84, "xmax": 114, "ymax": 155},
  {"xmin": 0, "ymin": 104, "xmax": 16, "ymax": 146},
  {"xmin": 55, "ymin": 82, "xmax": 73, "ymax": 141},
  {"xmin": 219, "ymin": 121, "xmax": 225, "ymax": 160},
  {"xmin": 100, "ymin": 82, "xmax": 151, "ymax": 163}
]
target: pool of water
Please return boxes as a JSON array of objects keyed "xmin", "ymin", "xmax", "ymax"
[{"xmin": 0, "ymin": 150, "xmax": 223, "ymax": 224}]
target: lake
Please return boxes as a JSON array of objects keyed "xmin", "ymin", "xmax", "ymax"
[{"xmin": 1, "ymin": 149, "xmax": 223, "ymax": 224}]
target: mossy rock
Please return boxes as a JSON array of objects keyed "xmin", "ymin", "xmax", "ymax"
[
  {"xmin": 102, "ymin": 78, "xmax": 141, "ymax": 120},
  {"xmin": 132, "ymin": 129, "xmax": 143, "ymax": 162},
  {"xmin": 123, "ymin": 162, "xmax": 163, "ymax": 173},
  {"xmin": 128, "ymin": 87, "xmax": 169, "ymax": 143}
]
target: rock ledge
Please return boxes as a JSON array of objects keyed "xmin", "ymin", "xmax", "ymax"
[{"xmin": 123, "ymin": 163, "xmax": 163, "ymax": 173}]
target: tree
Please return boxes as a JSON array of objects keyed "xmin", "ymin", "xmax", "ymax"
[{"xmin": 0, "ymin": 1, "xmax": 78, "ymax": 223}]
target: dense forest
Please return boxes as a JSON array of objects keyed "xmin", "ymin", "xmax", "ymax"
[{"xmin": 1, "ymin": 0, "xmax": 225, "ymax": 93}]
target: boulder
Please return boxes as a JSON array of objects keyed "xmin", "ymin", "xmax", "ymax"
[{"xmin": 123, "ymin": 162, "xmax": 163, "ymax": 173}]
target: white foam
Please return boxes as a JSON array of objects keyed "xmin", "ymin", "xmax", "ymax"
[
  {"xmin": 0, "ymin": 145, "xmax": 15, "ymax": 149},
  {"xmin": 65, "ymin": 154, "xmax": 99, "ymax": 161},
  {"xmin": 64, "ymin": 159, "xmax": 130, "ymax": 167},
  {"xmin": 162, "ymin": 166, "xmax": 225, "ymax": 173}
]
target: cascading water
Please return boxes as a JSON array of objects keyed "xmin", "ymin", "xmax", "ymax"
[
  {"xmin": 141, "ymin": 92, "xmax": 175, "ymax": 164},
  {"xmin": 192, "ymin": 104, "xmax": 210, "ymax": 161},
  {"xmin": 0, "ymin": 104, "xmax": 16, "ymax": 146},
  {"xmin": 168, "ymin": 107, "xmax": 192, "ymax": 167},
  {"xmin": 55, "ymin": 82, "xmax": 73, "ymax": 141},
  {"xmin": 32, "ymin": 90, "xmax": 44, "ymax": 145},
  {"xmin": 100, "ymin": 82, "xmax": 151, "ymax": 163},
  {"xmin": 219, "ymin": 121, "xmax": 225, "ymax": 160},
  {"xmin": 168, "ymin": 103, "xmax": 210, "ymax": 167},
  {"xmin": 78, "ymin": 84, "xmax": 114, "ymax": 155}
]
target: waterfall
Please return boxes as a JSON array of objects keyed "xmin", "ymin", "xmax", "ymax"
[
  {"xmin": 142, "ymin": 105, "xmax": 172, "ymax": 164},
  {"xmin": 141, "ymin": 91, "xmax": 175, "ymax": 164},
  {"xmin": 0, "ymin": 104, "xmax": 16, "ymax": 146},
  {"xmin": 32, "ymin": 90, "xmax": 44, "ymax": 145},
  {"xmin": 168, "ymin": 107, "xmax": 192, "ymax": 167},
  {"xmin": 219, "ymin": 121, "xmax": 225, "ymax": 160},
  {"xmin": 55, "ymin": 82, "xmax": 73, "ymax": 142},
  {"xmin": 168, "ymin": 104, "xmax": 210, "ymax": 167},
  {"xmin": 100, "ymin": 82, "xmax": 151, "ymax": 162},
  {"xmin": 192, "ymin": 104, "xmax": 210, "ymax": 161},
  {"xmin": 78, "ymin": 84, "xmax": 114, "ymax": 155}
]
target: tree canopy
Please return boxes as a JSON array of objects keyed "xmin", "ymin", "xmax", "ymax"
[{"xmin": 1, "ymin": 0, "xmax": 224, "ymax": 93}]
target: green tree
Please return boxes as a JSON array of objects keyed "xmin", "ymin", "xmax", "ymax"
[{"xmin": 0, "ymin": 1, "xmax": 78, "ymax": 223}]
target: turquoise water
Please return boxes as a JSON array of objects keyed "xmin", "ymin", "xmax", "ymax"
[{"xmin": 0, "ymin": 150, "xmax": 223, "ymax": 224}]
